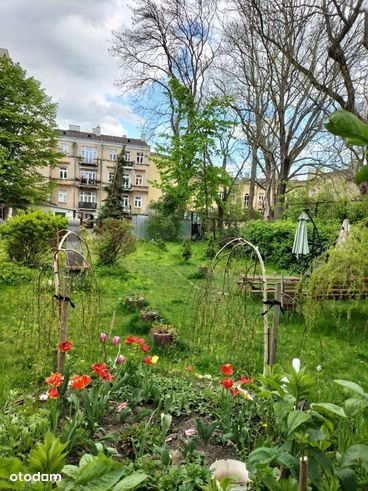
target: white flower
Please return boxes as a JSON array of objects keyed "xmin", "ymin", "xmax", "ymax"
[
  {"xmin": 39, "ymin": 393, "xmax": 48, "ymax": 402},
  {"xmin": 292, "ymin": 358, "xmax": 301, "ymax": 373},
  {"xmin": 316, "ymin": 364, "xmax": 323, "ymax": 372}
]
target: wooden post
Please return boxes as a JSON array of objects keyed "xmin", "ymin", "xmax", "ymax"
[
  {"xmin": 270, "ymin": 282, "xmax": 281, "ymax": 366},
  {"xmin": 299, "ymin": 456, "xmax": 308, "ymax": 491},
  {"xmin": 57, "ymin": 276, "xmax": 71, "ymax": 374}
]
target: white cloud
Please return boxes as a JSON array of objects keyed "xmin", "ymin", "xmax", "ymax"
[{"xmin": 0, "ymin": 0, "xmax": 142, "ymax": 136}]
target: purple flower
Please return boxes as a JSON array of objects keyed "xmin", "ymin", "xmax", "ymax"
[
  {"xmin": 116, "ymin": 355, "xmax": 125, "ymax": 365},
  {"xmin": 112, "ymin": 336, "xmax": 120, "ymax": 346},
  {"xmin": 99, "ymin": 332, "xmax": 107, "ymax": 343}
]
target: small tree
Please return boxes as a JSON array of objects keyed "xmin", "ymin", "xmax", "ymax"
[
  {"xmin": 147, "ymin": 193, "xmax": 185, "ymax": 241},
  {"xmin": 98, "ymin": 149, "xmax": 130, "ymax": 221},
  {"xmin": 0, "ymin": 210, "xmax": 67, "ymax": 266},
  {"xmin": 182, "ymin": 240, "xmax": 192, "ymax": 262},
  {"xmin": 96, "ymin": 218, "xmax": 136, "ymax": 265}
]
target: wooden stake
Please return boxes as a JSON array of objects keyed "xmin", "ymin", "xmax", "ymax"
[
  {"xmin": 299, "ymin": 456, "xmax": 308, "ymax": 491},
  {"xmin": 58, "ymin": 276, "xmax": 71, "ymax": 374},
  {"xmin": 270, "ymin": 282, "xmax": 281, "ymax": 366}
]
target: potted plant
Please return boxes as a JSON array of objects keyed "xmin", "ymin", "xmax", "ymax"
[
  {"xmin": 140, "ymin": 309, "xmax": 160, "ymax": 323},
  {"xmin": 125, "ymin": 295, "xmax": 145, "ymax": 311},
  {"xmin": 150, "ymin": 322, "xmax": 176, "ymax": 346}
]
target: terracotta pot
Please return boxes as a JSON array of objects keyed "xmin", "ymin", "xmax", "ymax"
[
  {"xmin": 125, "ymin": 296, "xmax": 145, "ymax": 310},
  {"xmin": 140, "ymin": 311, "xmax": 159, "ymax": 322},
  {"xmin": 151, "ymin": 331, "xmax": 174, "ymax": 346}
]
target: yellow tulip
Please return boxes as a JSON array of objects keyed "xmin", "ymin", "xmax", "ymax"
[{"xmin": 151, "ymin": 356, "xmax": 159, "ymax": 364}]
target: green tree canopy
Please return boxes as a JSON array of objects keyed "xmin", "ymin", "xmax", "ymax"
[{"xmin": 0, "ymin": 56, "xmax": 61, "ymax": 208}]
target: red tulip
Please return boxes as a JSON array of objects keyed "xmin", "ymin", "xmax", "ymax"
[
  {"xmin": 221, "ymin": 364, "xmax": 234, "ymax": 376},
  {"xmin": 58, "ymin": 341, "xmax": 73, "ymax": 352},
  {"xmin": 144, "ymin": 356, "xmax": 152, "ymax": 365},
  {"xmin": 48, "ymin": 387, "xmax": 59, "ymax": 399},
  {"xmin": 221, "ymin": 378, "xmax": 234, "ymax": 390},
  {"xmin": 239, "ymin": 375, "xmax": 253, "ymax": 385},
  {"xmin": 71, "ymin": 374, "xmax": 91, "ymax": 390},
  {"xmin": 45, "ymin": 372, "xmax": 64, "ymax": 388},
  {"xmin": 125, "ymin": 336, "xmax": 136, "ymax": 345},
  {"xmin": 141, "ymin": 344, "xmax": 149, "ymax": 353}
]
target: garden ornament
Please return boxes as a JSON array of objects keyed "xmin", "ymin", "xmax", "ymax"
[
  {"xmin": 336, "ymin": 219, "xmax": 350, "ymax": 247},
  {"xmin": 210, "ymin": 459, "xmax": 249, "ymax": 490}
]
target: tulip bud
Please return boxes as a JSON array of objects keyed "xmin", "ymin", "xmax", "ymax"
[
  {"xmin": 99, "ymin": 332, "xmax": 107, "ymax": 343},
  {"xmin": 116, "ymin": 355, "xmax": 125, "ymax": 365},
  {"xmin": 112, "ymin": 336, "xmax": 120, "ymax": 345}
]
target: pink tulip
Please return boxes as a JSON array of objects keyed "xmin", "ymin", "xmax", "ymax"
[
  {"xmin": 116, "ymin": 355, "xmax": 125, "ymax": 365},
  {"xmin": 112, "ymin": 336, "xmax": 120, "ymax": 345},
  {"xmin": 99, "ymin": 332, "xmax": 107, "ymax": 343}
]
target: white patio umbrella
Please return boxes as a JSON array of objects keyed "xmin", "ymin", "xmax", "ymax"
[
  {"xmin": 336, "ymin": 219, "xmax": 350, "ymax": 248},
  {"xmin": 292, "ymin": 211, "xmax": 309, "ymax": 259}
]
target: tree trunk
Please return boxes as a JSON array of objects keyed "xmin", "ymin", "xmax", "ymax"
[
  {"xmin": 247, "ymin": 147, "xmax": 258, "ymax": 220},
  {"xmin": 274, "ymin": 179, "xmax": 288, "ymax": 219}
]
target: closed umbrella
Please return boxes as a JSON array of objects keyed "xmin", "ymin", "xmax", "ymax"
[{"xmin": 292, "ymin": 211, "xmax": 309, "ymax": 259}]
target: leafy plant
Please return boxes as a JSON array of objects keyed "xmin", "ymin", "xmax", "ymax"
[
  {"xmin": 195, "ymin": 418, "xmax": 218, "ymax": 444},
  {"xmin": 182, "ymin": 240, "xmax": 192, "ymax": 261},
  {"xmin": 96, "ymin": 218, "xmax": 136, "ymax": 265},
  {"xmin": 29, "ymin": 431, "xmax": 67, "ymax": 475}
]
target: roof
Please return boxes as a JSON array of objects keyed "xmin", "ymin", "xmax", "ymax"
[{"xmin": 59, "ymin": 129, "xmax": 149, "ymax": 148}]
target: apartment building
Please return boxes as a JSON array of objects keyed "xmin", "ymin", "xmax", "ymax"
[{"xmin": 39, "ymin": 125, "xmax": 161, "ymax": 221}]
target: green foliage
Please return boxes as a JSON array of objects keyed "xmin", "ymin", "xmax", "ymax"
[
  {"xmin": 147, "ymin": 194, "xmax": 185, "ymax": 241},
  {"xmin": 241, "ymin": 219, "xmax": 338, "ymax": 270},
  {"xmin": 206, "ymin": 239, "xmax": 217, "ymax": 259},
  {"xmin": 0, "ymin": 210, "xmax": 67, "ymax": 266},
  {"xmin": 307, "ymin": 225, "xmax": 368, "ymax": 298},
  {"xmin": 29, "ymin": 431, "xmax": 67, "ymax": 475},
  {"xmin": 154, "ymin": 77, "xmax": 233, "ymax": 213},
  {"xmin": 182, "ymin": 240, "xmax": 192, "ymax": 261},
  {"xmin": 96, "ymin": 218, "xmax": 136, "ymax": 265},
  {"xmin": 0, "ymin": 261, "xmax": 33, "ymax": 285},
  {"xmin": 58, "ymin": 452, "xmax": 147, "ymax": 490},
  {"xmin": 195, "ymin": 418, "xmax": 218, "ymax": 444},
  {"xmin": 355, "ymin": 166, "xmax": 368, "ymax": 186},
  {"xmin": 98, "ymin": 149, "xmax": 132, "ymax": 221},
  {"xmin": 0, "ymin": 56, "xmax": 60, "ymax": 207}
]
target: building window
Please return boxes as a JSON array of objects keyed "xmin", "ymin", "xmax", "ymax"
[
  {"xmin": 109, "ymin": 150, "xmax": 117, "ymax": 161},
  {"xmin": 59, "ymin": 143, "xmax": 68, "ymax": 155},
  {"xmin": 124, "ymin": 152, "xmax": 131, "ymax": 162},
  {"xmin": 81, "ymin": 147, "xmax": 96, "ymax": 163},
  {"xmin": 108, "ymin": 171, "xmax": 114, "ymax": 183},
  {"xmin": 55, "ymin": 212, "xmax": 66, "ymax": 217},
  {"xmin": 122, "ymin": 195, "xmax": 129, "ymax": 208},
  {"xmin": 122, "ymin": 174, "xmax": 130, "ymax": 189},
  {"xmin": 80, "ymin": 191, "xmax": 96, "ymax": 203},
  {"xmin": 244, "ymin": 194, "xmax": 250, "ymax": 206},
  {"xmin": 134, "ymin": 195, "xmax": 142, "ymax": 208},
  {"xmin": 81, "ymin": 170, "xmax": 96, "ymax": 183},
  {"xmin": 136, "ymin": 152, "xmax": 144, "ymax": 164},
  {"xmin": 258, "ymin": 193, "xmax": 265, "ymax": 204},
  {"xmin": 59, "ymin": 167, "xmax": 68, "ymax": 179},
  {"xmin": 58, "ymin": 191, "xmax": 67, "ymax": 203},
  {"xmin": 135, "ymin": 174, "xmax": 143, "ymax": 186}
]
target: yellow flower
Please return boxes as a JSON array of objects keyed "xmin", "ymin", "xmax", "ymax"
[{"xmin": 151, "ymin": 356, "xmax": 159, "ymax": 364}]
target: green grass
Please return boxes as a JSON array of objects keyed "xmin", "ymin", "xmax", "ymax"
[{"xmin": 0, "ymin": 239, "xmax": 367, "ymax": 407}]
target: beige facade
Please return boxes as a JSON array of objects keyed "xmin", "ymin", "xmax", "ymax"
[
  {"xmin": 226, "ymin": 179, "xmax": 268, "ymax": 212},
  {"xmin": 39, "ymin": 125, "xmax": 162, "ymax": 220}
]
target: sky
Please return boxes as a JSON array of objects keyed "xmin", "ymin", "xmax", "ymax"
[{"xmin": 0, "ymin": 0, "xmax": 144, "ymax": 138}]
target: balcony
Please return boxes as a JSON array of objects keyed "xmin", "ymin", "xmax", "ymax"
[
  {"xmin": 79, "ymin": 157, "xmax": 98, "ymax": 166},
  {"xmin": 122, "ymin": 205, "xmax": 131, "ymax": 213},
  {"xmin": 79, "ymin": 201, "xmax": 97, "ymax": 210},
  {"xmin": 79, "ymin": 177, "xmax": 98, "ymax": 187},
  {"xmin": 122, "ymin": 184, "xmax": 132, "ymax": 191},
  {"xmin": 123, "ymin": 161, "xmax": 134, "ymax": 168}
]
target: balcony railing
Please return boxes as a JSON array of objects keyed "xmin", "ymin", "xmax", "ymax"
[
  {"xmin": 79, "ymin": 201, "xmax": 97, "ymax": 210},
  {"xmin": 123, "ymin": 161, "xmax": 134, "ymax": 168},
  {"xmin": 122, "ymin": 205, "xmax": 131, "ymax": 213},
  {"xmin": 122, "ymin": 184, "xmax": 132, "ymax": 191},
  {"xmin": 79, "ymin": 157, "xmax": 98, "ymax": 166},
  {"xmin": 79, "ymin": 177, "xmax": 98, "ymax": 187}
]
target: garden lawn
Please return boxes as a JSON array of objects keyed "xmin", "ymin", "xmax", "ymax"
[{"xmin": 0, "ymin": 240, "xmax": 367, "ymax": 406}]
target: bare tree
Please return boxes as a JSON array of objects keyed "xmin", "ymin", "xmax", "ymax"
[
  {"xmin": 250, "ymin": 0, "xmax": 368, "ymax": 120},
  {"xmin": 111, "ymin": 0, "xmax": 220, "ymax": 136},
  {"xmin": 216, "ymin": 0, "xmax": 355, "ymax": 218}
]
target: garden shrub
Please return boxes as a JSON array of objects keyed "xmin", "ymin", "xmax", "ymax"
[
  {"xmin": 241, "ymin": 219, "xmax": 339, "ymax": 271},
  {"xmin": 182, "ymin": 240, "xmax": 192, "ymax": 261},
  {"xmin": 0, "ymin": 210, "xmax": 67, "ymax": 267},
  {"xmin": 96, "ymin": 218, "xmax": 136, "ymax": 265},
  {"xmin": 307, "ymin": 224, "xmax": 368, "ymax": 298},
  {"xmin": 0, "ymin": 261, "xmax": 33, "ymax": 285}
]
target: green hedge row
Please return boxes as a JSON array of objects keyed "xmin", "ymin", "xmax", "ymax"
[{"xmin": 241, "ymin": 219, "xmax": 340, "ymax": 271}]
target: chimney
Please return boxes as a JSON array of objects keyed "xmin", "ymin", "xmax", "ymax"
[
  {"xmin": 140, "ymin": 132, "xmax": 146, "ymax": 142},
  {"xmin": 93, "ymin": 125, "xmax": 101, "ymax": 136},
  {"xmin": 69, "ymin": 124, "xmax": 80, "ymax": 132},
  {"xmin": 0, "ymin": 48, "xmax": 9, "ymax": 58}
]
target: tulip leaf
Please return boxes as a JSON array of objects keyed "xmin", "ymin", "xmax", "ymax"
[{"xmin": 113, "ymin": 473, "xmax": 148, "ymax": 490}]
